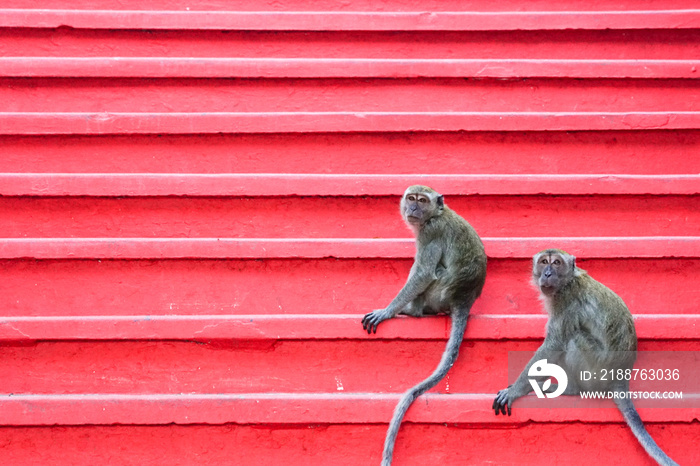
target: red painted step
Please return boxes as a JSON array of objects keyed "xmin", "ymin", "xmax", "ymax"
[
  {"xmin": 6, "ymin": 79, "xmax": 696, "ymax": 113},
  {"xmin": 2, "ymin": 131, "xmax": 699, "ymax": 174},
  {"xmin": 3, "ymin": 57, "xmax": 699, "ymax": 79},
  {"xmin": 0, "ymin": 423, "xmax": 694, "ymax": 466},
  {"xmin": 0, "ymin": 314, "xmax": 696, "ymax": 342},
  {"xmin": 0, "ymin": 195, "xmax": 700, "ymax": 238},
  {"xmin": 1, "ymin": 256, "xmax": 698, "ymax": 316},
  {"xmin": 3, "ymin": 29, "xmax": 700, "ymax": 60},
  {"xmin": 2, "ymin": 173, "xmax": 700, "ymax": 196},
  {"xmin": 4, "ymin": 111, "xmax": 698, "ymax": 134},
  {"xmin": 1, "ymin": 236, "xmax": 699, "ymax": 259},
  {"xmin": 0, "ymin": 323, "xmax": 696, "ymax": 398},
  {"xmin": 2, "ymin": 6, "xmax": 700, "ymax": 31},
  {"xmin": 0, "ymin": 393, "xmax": 696, "ymax": 426}
]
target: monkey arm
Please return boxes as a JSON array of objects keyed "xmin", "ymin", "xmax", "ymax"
[
  {"xmin": 386, "ymin": 241, "xmax": 442, "ymax": 314},
  {"xmin": 361, "ymin": 242, "xmax": 441, "ymax": 334},
  {"xmin": 493, "ymin": 342, "xmax": 556, "ymax": 415},
  {"xmin": 511, "ymin": 345, "xmax": 554, "ymax": 395}
]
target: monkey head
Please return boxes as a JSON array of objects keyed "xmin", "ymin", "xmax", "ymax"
[
  {"xmin": 400, "ymin": 185, "xmax": 444, "ymax": 230},
  {"xmin": 532, "ymin": 249, "xmax": 577, "ymax": 296}
]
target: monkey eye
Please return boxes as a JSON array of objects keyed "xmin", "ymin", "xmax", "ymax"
[
  {"xmin": 553, "ymin": 259, "xmax": 561, "ymax": 265},
  {"xmin": 407, "ymin": 195, "xmax": 416, "ymax": 201},
  {"xmin": 418, "ymin": 198, "xmax": 428, "ymax": 203},
  {"xmin": 541, "ymin": 259, "xmax": 548, "ymax": 265}
]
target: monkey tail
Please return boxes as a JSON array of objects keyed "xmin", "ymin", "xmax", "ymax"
[
  {"xmin": 381, "ymin": 310, "xmax": 469, "ymax": 466},
  {"xmin": 614, "ymin": 397, "xmax": 679, "ymax": 466}
]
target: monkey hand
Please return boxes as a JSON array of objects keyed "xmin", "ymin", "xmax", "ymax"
[
  {"xmin": 493, "ymin": 386, "xmax": 513, "ymax": 416},
  {"xmin": 362, "ymin": 309, "xmax": 391, "ymax": 334}
]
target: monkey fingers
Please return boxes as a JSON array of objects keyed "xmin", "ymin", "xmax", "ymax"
[
  {"xmin": 493, "ymin": 388, "xmax": 512, "ymax": 416},
  {"xmin": 361, "ymin": 309, "xmax": 390, "ymax": 334}
]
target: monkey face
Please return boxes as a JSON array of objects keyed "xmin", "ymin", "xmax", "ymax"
[
  {"xmin": 532, "ymin": 249, "xmax": 576, "ymax": 295},
  {"xmin": 403, "ymin": 193, "xmax": 433, "ymax": 224},
  {"xmin": 401, "ymin": 185, "xmax": 444, "ymax": 226}
]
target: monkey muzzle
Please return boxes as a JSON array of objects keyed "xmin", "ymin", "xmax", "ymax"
[
  {"xmin": 538, "ymin": 269, "xmax": 558, "ymax": 294},
  {"xmin": 405, "ymin": 208, "xmax": 423, "ymax": 223}
]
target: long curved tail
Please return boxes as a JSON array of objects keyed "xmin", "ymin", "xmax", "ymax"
[
  {"xmin": 615, "ymin": 397, "xmax": 679, "ymax": 466},
  {"xmin": 381, "ymin": 311, "xmax": 468, "ymax": 466}
]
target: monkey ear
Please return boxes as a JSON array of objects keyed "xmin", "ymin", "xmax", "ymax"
[
  {"xmin": 571, "ymin": 255, "xmax": 577, "ymax": 269},
  {"xmin": 436, "ymin": 195, "xmax": 444, "ymax": 209}
]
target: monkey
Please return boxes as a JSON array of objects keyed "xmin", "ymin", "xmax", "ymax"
[
  {"xmin": 361, "ymin": 185, "xmax": 487, "ymax": 466},
  {"xmin": 493, "ymin": 249, "xmax": 678, "ymax": 466}
]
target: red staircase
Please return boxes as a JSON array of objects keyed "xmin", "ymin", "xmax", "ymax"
[{"xmin": 0, "ymin": 1, "xmax": 698, "ymax": 464}]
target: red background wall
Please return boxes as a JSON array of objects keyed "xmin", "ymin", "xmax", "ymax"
[{"xmin": 0, "ymin": 1, "xmax": 698, "ymax": 464}]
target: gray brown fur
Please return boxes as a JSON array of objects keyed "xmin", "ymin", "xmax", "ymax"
[
  {"xmin": 493, "ymin": 249, "xmax": 678, "ymax": 466},
  {"xmin": 362, "ymin": 185, "xmax": 487, "ymax": 466}
]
